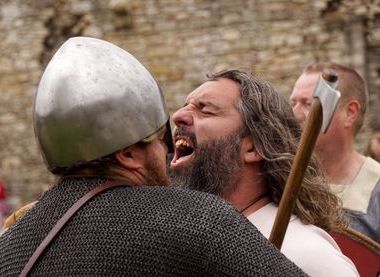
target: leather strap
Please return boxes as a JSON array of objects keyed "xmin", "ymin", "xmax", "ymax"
[{"xmin": 20, "ymin": 180, "xmax": 130, "ymax": 277}]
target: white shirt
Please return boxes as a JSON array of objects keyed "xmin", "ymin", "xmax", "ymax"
[{"xmin": 247, "ymin": 203, "xmax": 359, "ymax": 277}]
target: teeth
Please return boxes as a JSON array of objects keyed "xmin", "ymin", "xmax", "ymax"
[{"xmin": 175, "ymin": 139, "xmax": 190, "ymax": 148}]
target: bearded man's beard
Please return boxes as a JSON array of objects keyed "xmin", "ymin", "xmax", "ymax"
[{"xmin": 170, "ymin": 130, "xmax": 243, "ymax": 196}]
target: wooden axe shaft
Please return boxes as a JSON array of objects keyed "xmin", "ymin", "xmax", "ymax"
[{"xmin": 269, "ymin": 98, "xmax": 323, "ymax": 249}]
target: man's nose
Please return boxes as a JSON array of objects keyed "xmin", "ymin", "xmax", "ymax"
[{"xmin": 172, "ymin": 107, "xmax": 193, "ymax": 127}]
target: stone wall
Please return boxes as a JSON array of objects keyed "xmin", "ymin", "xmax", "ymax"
[{"xmin": 0, "ymin": 0, "xmax": 379, "ymax": 206}]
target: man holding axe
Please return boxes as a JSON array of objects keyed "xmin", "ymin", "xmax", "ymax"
[{"xmin": 170, "ymin": 69, "xmax": 358, "ymax": 276}]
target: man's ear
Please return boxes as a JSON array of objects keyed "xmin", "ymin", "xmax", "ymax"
[
  {"xmin": 115, "ymin": 147, "xmax": 142, "ymax": 170},
  {"xmin": 242, "ymin": 137, "xmax": 263, "ymax": 163},
  {"xmin": 345, "ymin": 100, "xmax": 360, "ymax": 127}
]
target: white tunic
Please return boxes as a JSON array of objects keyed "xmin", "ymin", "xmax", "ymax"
[{"xmin": 247, "ymin": 203, "xmax": 359, "ymax": 277}]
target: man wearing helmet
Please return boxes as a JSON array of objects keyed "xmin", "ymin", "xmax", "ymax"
[{"xmin": 0, "ymin": 37, "xmax": 306, "ymax": 276}]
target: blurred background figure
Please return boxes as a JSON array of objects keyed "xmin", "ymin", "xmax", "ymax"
[
  {"xmin": 0, "ymin": 181, "xmax": 11, "ymax": 228},
  {"xmin": 366, "ymin": 132, "xmax": 380, "ymax": 163},
  {"xmin": 290, "ymin": 62, "xmax": 380, "ymax": 244}
]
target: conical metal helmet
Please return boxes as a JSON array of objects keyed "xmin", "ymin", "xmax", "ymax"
[{"xmin": 34, "ymin": 37, "xmax": 171, "ymax": 172}]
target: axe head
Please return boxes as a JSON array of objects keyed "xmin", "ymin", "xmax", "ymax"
[{"xmin": 313, "ymin": 69, "xmax": 341, "ymax": 133}]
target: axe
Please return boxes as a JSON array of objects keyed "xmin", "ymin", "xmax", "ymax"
[{"xmin": 269, "ymin": 69, "xmax": 341, "ymax": 249}]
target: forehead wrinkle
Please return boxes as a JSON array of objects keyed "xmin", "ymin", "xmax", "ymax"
[
  {"xmin": 185, "ymin": 94, "xmax": 222, "ymax": 110},
  {"xmin": 197, "ymin": 99, "xmax": 221, "ymax": 110},
  {"xmin": 185, "ymin": 80, "xmax": 240, "ymax": 110}
]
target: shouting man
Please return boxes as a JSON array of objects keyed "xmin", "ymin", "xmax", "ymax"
[{"xmin": 171, "ymin": 69, "xmax": 358, "ymax": 276}]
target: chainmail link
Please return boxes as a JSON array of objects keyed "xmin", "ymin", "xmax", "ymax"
[{"xmin": 0, "ymin": 177, "xmax": 306, "ymax": 276}]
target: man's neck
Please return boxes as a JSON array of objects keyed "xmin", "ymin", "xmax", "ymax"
[
  {"xmin": 318, "ymin": 146, "xmax": 365, "ymax": 185},
  {"xmin": 222, "ymin": 171, "xmax": 270, "ymax": 215}
]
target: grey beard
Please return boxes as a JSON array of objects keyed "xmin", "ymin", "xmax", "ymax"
[{"xmin": 170, "ymin": 131, "xmax": 242, "ymax": 196}]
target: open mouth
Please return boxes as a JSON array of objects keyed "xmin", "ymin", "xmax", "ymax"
[{"xmin": 171, "ymin": 136, "xmax": 195, "ymax": 167}]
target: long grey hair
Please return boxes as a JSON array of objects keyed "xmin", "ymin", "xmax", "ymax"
[{"xmin": 208, "ymin": 70, "xmax": 345, "ymax": 231}]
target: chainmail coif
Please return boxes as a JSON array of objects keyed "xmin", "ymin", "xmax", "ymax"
[{"xmin": 0, "ymin": 177, "xmax": 306, "ymax": 276}]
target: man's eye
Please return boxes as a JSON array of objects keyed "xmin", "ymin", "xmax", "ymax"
[{"xmin": 202, "ymin": 111, "xmax": 214, "ymax": 115}]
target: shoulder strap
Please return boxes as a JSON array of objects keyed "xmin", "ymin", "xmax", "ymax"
[{"xmin": 20, "ymin": 180, "xmax": 130, "ymax": 277}]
